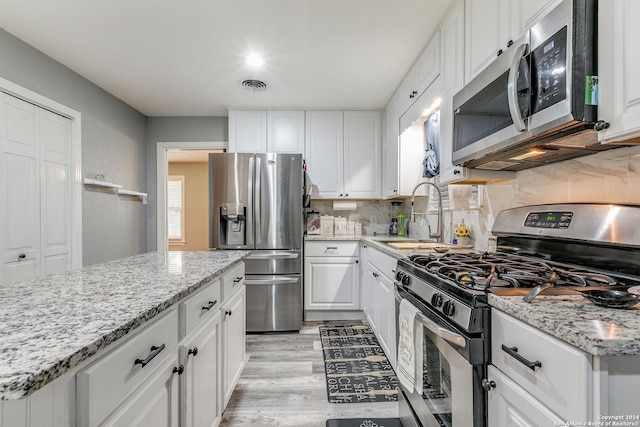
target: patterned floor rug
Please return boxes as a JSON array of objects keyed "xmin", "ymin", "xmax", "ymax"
[
  {"xmin": 320, "ymin": 323, "xmax": 399, "ymax": 403},
  {"xmin": 326, "ymin": 418, "xmax": 403, "ymax": 427}
]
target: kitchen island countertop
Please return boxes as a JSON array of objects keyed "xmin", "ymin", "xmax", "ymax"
[
  {"xmin": 489, "ymin": 293, "xmax": 640, "ymax": 357},
  {"xmin": 0, "ymin": 250, "xmax": 247, "ymax": 400}
]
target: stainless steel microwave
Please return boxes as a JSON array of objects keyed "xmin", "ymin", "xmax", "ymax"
[{"xmin": 452, "ymin": 0, "xmax": 614, "ymax": 171}]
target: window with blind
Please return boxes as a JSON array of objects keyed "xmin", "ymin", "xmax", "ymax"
[{"xmin": 168, "ymin": 176, "xmax": 185, "ymax": 243}]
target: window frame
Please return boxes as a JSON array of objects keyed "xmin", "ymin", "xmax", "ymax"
[{"xmin": 167, "ymin": 175, "xmax": 186, "ymax": 245}]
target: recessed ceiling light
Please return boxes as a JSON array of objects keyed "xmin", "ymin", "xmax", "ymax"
[{"xmin": 246, "ymin": 53, "xmax": 264, "ymax": 67}]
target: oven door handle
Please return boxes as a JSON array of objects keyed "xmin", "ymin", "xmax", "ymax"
[{"xmin": 394, "ymin": 289, "xmax": 467, "ymax": 349}]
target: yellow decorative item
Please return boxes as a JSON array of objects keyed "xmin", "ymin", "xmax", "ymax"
[{"xmin": 455, "ymin": 219, "xmax": 471, "ymax": 245}]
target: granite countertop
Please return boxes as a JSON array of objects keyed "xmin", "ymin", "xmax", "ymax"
[
  {"xmin": 489, "ymin": 294, "xmax": 640, "ymax": 357},
  {"xmin": 0, "ymin": 250, "xmax": 247, "ymax": 400}
]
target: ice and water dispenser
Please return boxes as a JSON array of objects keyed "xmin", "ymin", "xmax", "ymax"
[{"xmin": 219, "ymin": 203, "xmax": 246, "ymax": 246}]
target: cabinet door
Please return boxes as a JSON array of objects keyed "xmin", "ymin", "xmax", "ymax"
[
  {"xmin": 598, "ymin": 0, "xmax": 640, "ymax": 144},
  {"xmin": 228, "ymin": 110, "xmax": 267, "ymax": 153},
  {"xmin": 304, "ymin": 256, "xmax": 360, "ymax": 310},
  {"xmin": 439, "ymin": 0, "xmax": 467, "ymax": 184},
  {"xmin": 0, "ymin": 94, "xmax": 40, "ymax": 284},
  {"xmin": 343, "ymin": 111, "xmax": 381, "ymax": 199},
  {"xmin": 267, "ymin": 111, "xmax": 305, "ymax": 153},
  {"xmin": 377, "ymin": 271, "xmax": 396, "ymax": 367},
  {"xmin": 383, "ymin": 93, "xmax": 399, "ymax": 198},
  {"xmin": 182, "ymin": 313, "xmax": 221, "ymax": 427},
  {"xmin": 414, "ymin": 30, "xmax": 441, "ymax": 97},
  {"xmin": 103, "ymin": 356, "xmax": 181, "ymax": 427},
  {"xmin": 222, "ymin": 286, "xmax": 246, "ymax": 407},
  {"xmin": 465, "ymin": 0, "xmax": 516, "ymax": 82},
  {"xmin": 515, "ymin": 0, "xmax": 562, "ymax": 36},
  {"xmin": 487, "ymin": 365, "xmax": 563, "ymax": 427},
  {"xmin": 304, "ymin": 111, "xmax": 344, "ymax": 198}
]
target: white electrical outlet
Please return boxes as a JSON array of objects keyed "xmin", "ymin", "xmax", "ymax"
[{"xmin": 370, "ymin": 215, "xmax": 377, "ymax": 224}]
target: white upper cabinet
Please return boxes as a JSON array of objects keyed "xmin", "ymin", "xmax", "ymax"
[
  {"xmin": 228, "ymin": 110, "xmax": 305, "ymax": 153},
  {"xmin": 383, "ymin": 92, "xmax": 399, "ymax": 198},
  {"xmin": 305, "ymin": 111, "xmax": 381, "ymax": 199},
  {"xmin": 228, "ymin": 110, "xmax": 267, "ymax": 153},
  {"xmin": 343, "ymin": 111, "xmax": 381, "ymax": 199},
  {"xmin": 266, "ymin": 111, "xmax": 305, "ymax": 153},
  {"xmin": 397, "ymin": 30, "xmax": 441, "ymax": 116},
  {"xmin": 439, "ymin": 0, "xmax": 515, "ymax": 184},
  {"xmin": 464, "ymin": 0, "xmax": 562, "ymax": 83},
  {"xmin": 598, "ymin": 0, "xmax": 640, "ymax": 144},
  {"xmin": 305, "ymin": 111, "xmax": 344, "ymax": 198}
]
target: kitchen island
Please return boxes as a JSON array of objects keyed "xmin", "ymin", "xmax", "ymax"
[{"xmin": 0, "ymin": 250, "xmax": 247, "ymax": 426}]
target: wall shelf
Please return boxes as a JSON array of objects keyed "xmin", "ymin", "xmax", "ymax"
[
  {"xmin": 83, "ymin": 178, "xmax": 147, "ymax": 204},
  {"xmin": 83, "ymin": 178, "xmax": 123, "ymax": 189},
  {"xmin": 117, "ymin": 188, "xmax": 148, "ymax": 204}
]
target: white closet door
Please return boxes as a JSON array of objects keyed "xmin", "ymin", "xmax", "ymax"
[
  {"xmin": 40, "ymin": 110, "xmax": 71, "ymax": 276},
  {"xmin": 0, "ymin": 93, "xmax": 73, "ymax": 284},
  {"xmin": 0, "ymin": 94, "xmax": 40, "ymax": 283}
]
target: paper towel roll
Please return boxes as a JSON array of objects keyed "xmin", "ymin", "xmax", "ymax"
[{"xmin": 333, "ymin": 201, "xmax": 357, "ymax": 211}]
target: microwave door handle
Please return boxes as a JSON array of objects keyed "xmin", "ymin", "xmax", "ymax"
[{"xmin": 507, "ymin": 42, "xmax": 529, "ymax": 132}]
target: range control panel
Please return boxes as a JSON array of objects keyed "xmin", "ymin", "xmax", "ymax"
[{"xmin": 524, "ymin": 211, "xmax": 573, "ymax": 229}]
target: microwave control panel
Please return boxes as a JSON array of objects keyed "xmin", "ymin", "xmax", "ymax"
[
  {"xmin": 532, "ymin": 25, "xmax": 567, "ymax": 113},
  {"xmin": 524, "ymin": 211, "xmax": 573, "ymax": 229}
]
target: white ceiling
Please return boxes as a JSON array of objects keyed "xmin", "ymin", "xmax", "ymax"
[{"xmin": 0, "ymin": 0, "xmax": 453, "ymax": 116}]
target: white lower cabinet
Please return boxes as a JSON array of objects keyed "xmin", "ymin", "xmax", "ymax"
[
  {"xmin": 181, "ymin": 314, "xmax": 221, "ymax": 427},
  {"xmin": 304, "ymin": 241, "xmax": 360, "ymax": 312},
  {"xmin": 487, "ymin": 365, "xmax": 563, "ymax": 426},
  {"xmin": 221, "ymin": 285, "xmax": 246, "ymax": 408},
  {"xmin": 361, "ymin": 245, "xmax": 397, "ymax": 367},
  {"xmin": 489, "ymin": 309, "xmax": 590, "ymax": 423},
  {"xmin": 102, "ymin": 355, "xmax": 181, "ymax": 427}
]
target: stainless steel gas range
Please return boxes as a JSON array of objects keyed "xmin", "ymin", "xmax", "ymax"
[{"xmin": 394, "ymin": 203, "xmax": 640, "ymax": 427}]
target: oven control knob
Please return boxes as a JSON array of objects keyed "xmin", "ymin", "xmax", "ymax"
[
  {"xmin": 395, "ymin": 271, "xmax": 404, "ymax": 282},
  {"xmin": 442, "ymin": 300, "xmax": 456, "ymax": 317},
  {"xmin": 401, "ymin": 275, "xmax": 411, "ymax": 286},
  {"xmin": 431, "ymin": 293, "xmax": 444, "ymax": 308}
]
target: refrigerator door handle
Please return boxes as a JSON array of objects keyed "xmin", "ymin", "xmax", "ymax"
[
  {"xmin": 247, "ymin": 252, "xmax": 300, "ymax": 260},
  {"xmin": 245, "ymin": 277, "xmax": 300, "ymax": 285},
  {"xmin": 254, "ymin": 156, "xmax": 262, "ymax": 246},
  {"xmin": 247, "ymin": 156, "xmax": 255, "ymax": 247}
]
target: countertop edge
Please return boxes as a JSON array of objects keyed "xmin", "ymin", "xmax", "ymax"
[
  {"xmin": 488, "ymin": 294, "xmax": 640, "ymax": 357},
  {"xmin": 1, "ymin": 253, "xmax": 247, "ymax": 400}
]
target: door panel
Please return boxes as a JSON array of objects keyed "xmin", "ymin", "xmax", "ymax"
[
  {"xmin": 245, "ymin": 274, "xmax": 302, "ymax": 332},
  {"xmin": 2, "ymin": 153, "xmax": 39, "ymax": 264},
  {"xmin": 255, "ymin": 153, "xmax": 302, "ymax": 250}
]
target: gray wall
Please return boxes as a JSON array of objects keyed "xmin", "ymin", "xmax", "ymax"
[
  {"xmin": 0, "ymin": 28, "xmax": 148, "ymax": 266},
  {"xmin": 145, "ymin": 117, "xmax": 227, "ymax": 251}
]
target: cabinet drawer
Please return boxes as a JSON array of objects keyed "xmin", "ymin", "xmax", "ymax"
[
  {"xmin": 77, "ymin": 308, "xmax": 179, "ymax": 427},
  {"xmin": 180, "ymin": 279, "xmax": 221, "ymax": 338},
  {"xmin": 222, "ymin": 263, "xmax": 245, "ymax": 300},
  {"xmin": 491, "ymin": 310, "xmax": 590, "ymax": 421},
  {"xmin": 366, "ymin": 246, "xmax": 397, "ymax": 279},
  {"xmin": 305, "ymin": 241, "xmax": 359, "ymax": 257}
]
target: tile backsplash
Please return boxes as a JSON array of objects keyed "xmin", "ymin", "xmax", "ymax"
[{"xmin": 307, "ymin": 144, "xmax": 640, "ymax": 250}]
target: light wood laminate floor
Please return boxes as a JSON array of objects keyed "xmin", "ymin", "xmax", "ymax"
[{"xmin": 220, "ymin": 322, "xmax": 399, "ymax": 426}]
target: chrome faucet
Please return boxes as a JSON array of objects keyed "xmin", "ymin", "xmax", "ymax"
[{"xmin": 410, "ymin": 181, "xmax": 443, "ymax": 243}]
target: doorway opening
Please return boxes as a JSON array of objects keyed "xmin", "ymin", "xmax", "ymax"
[{"xmin": 156, "ymin": 142, "xmax": 225, "ymax": 252}]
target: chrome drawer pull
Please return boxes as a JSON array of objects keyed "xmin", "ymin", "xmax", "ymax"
[
  {"xmin": 501, "ymin": 345, "xmax": 542, "ymax": 370},
  {"xmin": 326, "ymin": 246, "xmax": 338, "ymax": 250},
  {"xmin": 202, "ymin": 300, "xmax": 218, "ymax": 311},
  {"xmin": 233, "ymin": 277, "xmax": 243, "ymax": 285},
  {"xmin": 134, "ymin": 344, "xmax": 165, "ymax": 368}
]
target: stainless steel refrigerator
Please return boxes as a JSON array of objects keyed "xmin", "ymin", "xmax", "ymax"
[{"xmin": 209, "ymin": 153, "xmax": 303, "ymax": 332}]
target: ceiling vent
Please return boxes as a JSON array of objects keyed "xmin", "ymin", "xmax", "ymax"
[{"xmin": 240, "ymin": 79, "xmax": 267, "ymax": 91}]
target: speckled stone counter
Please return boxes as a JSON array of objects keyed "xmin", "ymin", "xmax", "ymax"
[
  {"xmin": 489, "ymin": 294, "xmax": 640, "ymax": 357},
  {"xmin": 0, "ymin": 250, "xmax": 247, "ymax": 400}
]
